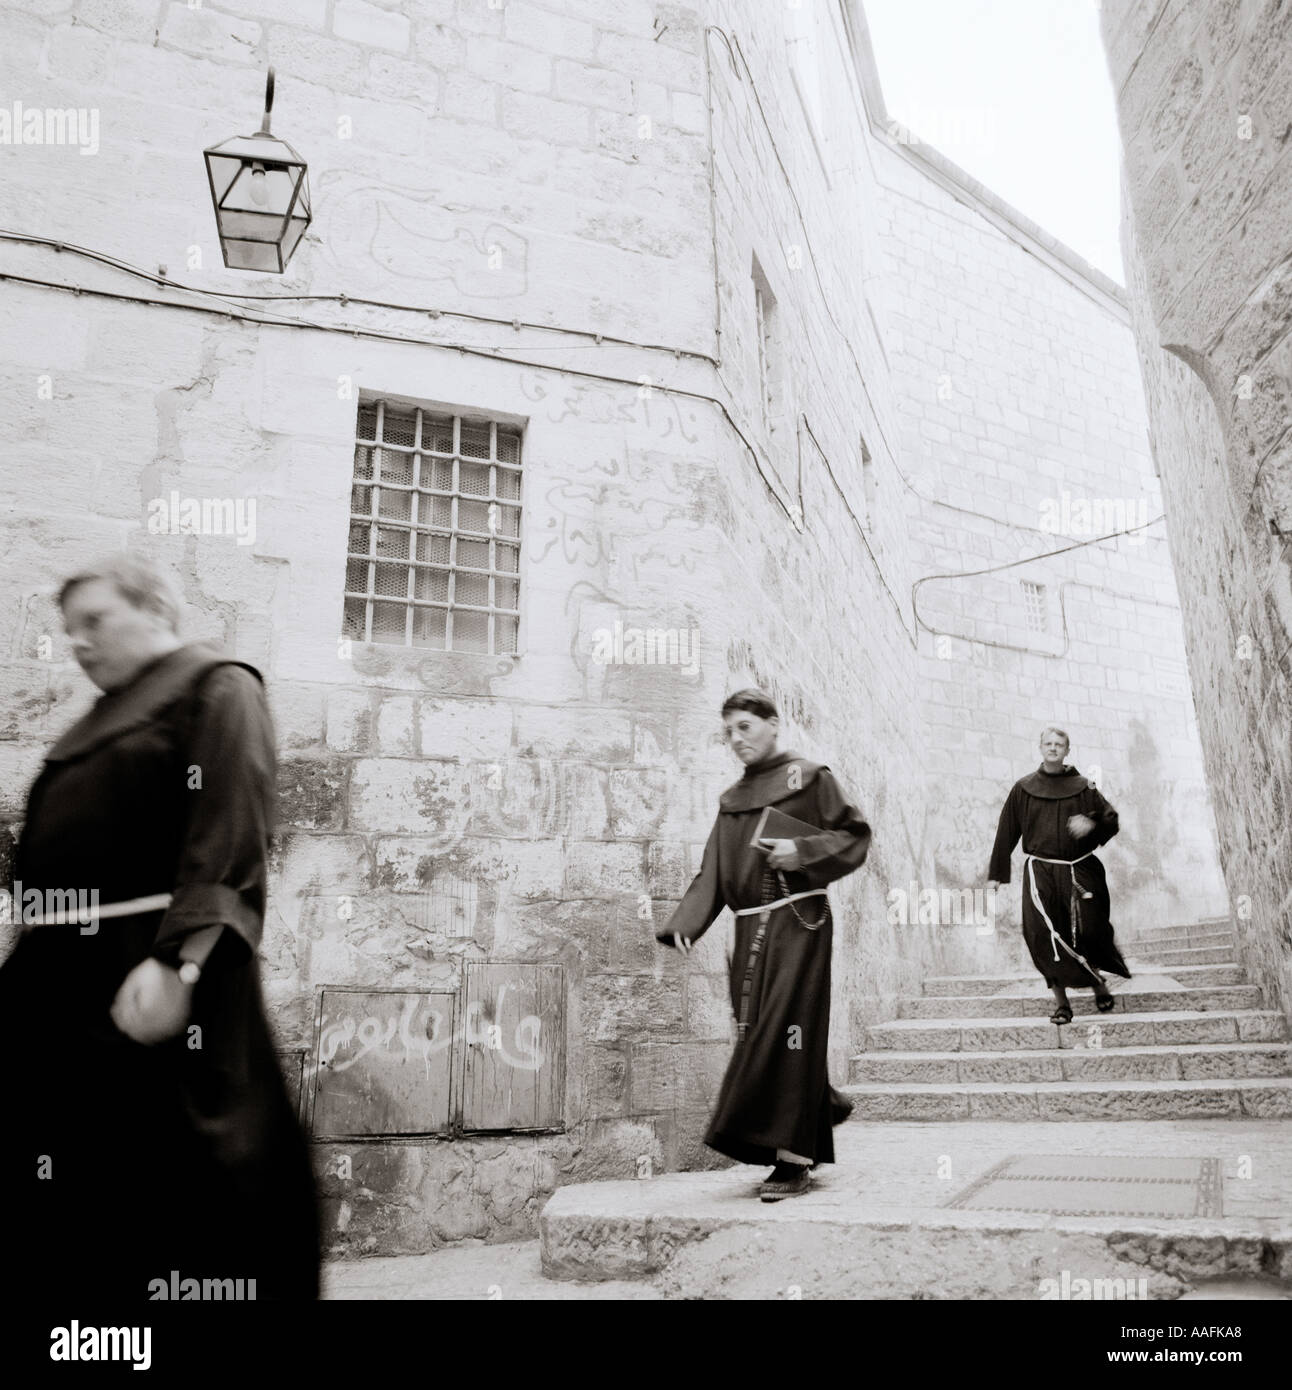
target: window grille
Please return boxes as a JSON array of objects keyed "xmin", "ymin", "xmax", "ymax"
[
  {"xmin": 1021, "ymin": 580, "xmax": 1047, "ymax": 634},
  {"xmin": 343, "ymin": 401, "xmax": 522, "ymax": 653}
]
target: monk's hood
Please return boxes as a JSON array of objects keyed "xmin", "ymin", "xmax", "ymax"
[
  {"xmin": 46, "ymin": 641, "xmax": 261, "ymax": 763},
  {"xmin": 719, "ymin": 749, "xmax": 826, "ymax": 812},
  {"xmin": 1017, "ymin": 764, "xmax": 1090, "ymax": 799}
]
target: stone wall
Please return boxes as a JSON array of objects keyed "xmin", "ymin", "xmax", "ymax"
[
  {"xmin": 873, "ymin": 130, "xmax": 1227, "ymax": 958},
  {"xmin": 0, "ymin": 0, "xmax": 1228, "ymax": 1256},
  {"xmin": 1101, "ymin": 0, "xmax": 1292, "ymax": 1024}
]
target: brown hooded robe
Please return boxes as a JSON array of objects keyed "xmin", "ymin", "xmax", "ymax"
[
  {"xmin": 0, "ymin": 642, "xmax": 319, "ymax": 1301},
  {"xmin": 657, "ymin": 750, "xmax": 871, "ymax": 1166}
]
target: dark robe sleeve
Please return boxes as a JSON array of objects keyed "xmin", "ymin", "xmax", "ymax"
[
  {"xmin": 988, "ymin": 784, "xmax": 1022, "ymax": 883},
  {"xmin": 1078, "ymin": 786, "xmax": 1120, "ymax": 850},
  {"xmin": 656, "ymin": 817, "xmax": 725, "ymax": 946},
  {"xmin": 794, "ymin": 769, "xmax": 872, "ymax": 889},
  {"xmin": 151, "ymin": 665, "xmax": 276, "ymax": 964}
]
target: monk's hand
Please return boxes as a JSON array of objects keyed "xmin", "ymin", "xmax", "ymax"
[
  {"xmin": 1067, "ymin": 814, "xmax": 1096, "ymax": 838},
  {"xmin": 672, "ymin": 933, "xmax": 692, "ymax": 957},
  {"xmin": 109, "ymin": 958, "xmax": 194, "ymax": 1044},
  {"xmin": 985, "ymin": 880, "xmax": 1000, "ymax": 892},
  {"xmin": 759, "ymin": 837, "xmax": 802, "ymax": 871}
]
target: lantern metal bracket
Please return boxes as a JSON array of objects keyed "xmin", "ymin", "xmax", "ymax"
[{"xmin": 260, "ymin": 68, "xmax": 276, "ymax": 137}]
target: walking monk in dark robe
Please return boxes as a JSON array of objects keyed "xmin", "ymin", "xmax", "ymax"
[
  {"xmin": 987, "ymin": 725, "xmax": 1130, "ymax": 1025},
  {"xmin": 656, "ymin": 689, "xmax": 871, "ymax": 1201},
  {"xmin": 0, "ymin": 555, "xmax": 319, "ymax": 1301}
]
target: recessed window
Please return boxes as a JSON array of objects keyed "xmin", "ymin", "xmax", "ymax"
[
  {"xmin": 861, "ymin": 436, "xmax": 876, "ymax": 528},
  {"xmin": 344, "ymin": 400, "xmax": 522, "ymax": 653},
  {"xmin": 1021, "ymin": 580, "xmax": 1047, "ymax": 634},
  {"xmin": 786, "ymin": 0, "xmax": 825, "ymax": 137},
  {"xmin": 751, "ymin": 256, "xmax": 783, "ymax": 442}
]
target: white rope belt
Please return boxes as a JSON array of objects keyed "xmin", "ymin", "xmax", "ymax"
[
  {"xmin": 1024, "ymin": 852, "xmax": 1100, "ymax": 981},
  {"xmin": 735, "ymin": 889, "xmax": 827, "ymax": 918},
  {"xmin": 18, "ymin": 892, "xmax": 173, "ymax": 926}
]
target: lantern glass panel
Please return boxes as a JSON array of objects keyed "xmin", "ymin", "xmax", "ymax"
[
  {"xmin": 223, "ymin": 162, "xmax": 299, "ymax": 216},
  {"xmin": 204, "ymin": 131, "xmax": 311, "ymax": 273},
  {"xmin": 222, "ymin": 240, "xmax": 284, "ymax": 273}
]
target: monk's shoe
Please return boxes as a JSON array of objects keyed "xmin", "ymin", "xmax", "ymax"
[{"xmin": 759, "ymin": 1163, "xmax": 811, "ymax": 1201}]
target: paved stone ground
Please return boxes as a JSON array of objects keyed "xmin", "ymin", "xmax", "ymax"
[
  {"xmin": 323, "ymin": 1239, "xmax": 663, "ymax": 1300},
  {"xmin": 324, "ymin": 1118, "xmax": 1292, "ymax": 1298},
  {"xmin": 540, "ymin": 1119, "xmax": 1292, "ymax": 1298}
]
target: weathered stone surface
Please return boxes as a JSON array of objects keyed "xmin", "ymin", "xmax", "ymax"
[
  {"xmin": 1035, "ymin": 1083, "xmax": 1242, "ymax": 1121},
  {"xmin": 1177, "ymin": 1044, "xmax": 1292, "ymax": 1080},
  {"xmin": 349, "ymin": 759, "xmax": 471, "ymax": 835},
  {"xmin": 514, "ymin": 704, "xmax": 632, "ymax": 762},
  {"xmin": 562, "ymin": 841, "xmax": 646, "ymax": 897},
  {"xmin": 1059, "ymin": 1048, "xmax": 1179, "ymax": 1081},
  {"xmin": 903, "ymin": 986, "xmax": 1263, "ymax": 1020},
  {"xmin": 1153, "ymin": 1013, "xmax": 1239, "ymax": 1044},
  {"xmin": 0, "ymin": 0, "xmax": 1244, "ymax": 1265},
  {"xmin": 326, "ymin": 688, "xmax": 374, "ymax": 754},
  {"xmin": 540, "ymin": 1118, "xmax": 1292, "ymax": 1295},
  {"xmin": 957, "ymin": 1024, "xmax": 1059, "ymax": 1051},
  {"xmin": 1104, "ymin": 0, "xmax": 1292, "ymax": 1036},
  {"xmin": 683, "ymin": 971, "xmax": 735, "ymax": 1042},
  {"xmin": 585, "ymin": 1046, "xmax": 629, "ymax": 1117},
  {"xmin": 852, "ymin": 1053, "xmax": 962, "ymax": 1084},
  {"xmin": 958, "ymin": 1052, "xmax": 1065, "ymax": 1084},
  {"xmin": 1238, "ymin": 1013, "xmax": 1289, "ymax": 1042},
  {"xmin": 277, "ymin": 757, "xmax": 350, "ymax": 831},
  {"xmin": 420, "ymin": 699, "xmax": 512, "ymax": 762},
  {"xmin": 582, "ymin": 974, "xmax": 684, "ymax": 1042}
]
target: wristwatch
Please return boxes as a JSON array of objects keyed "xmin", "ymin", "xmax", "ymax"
[{"xmin": 177, "ymin": 960, "xmax": 201, "ymax": 986}]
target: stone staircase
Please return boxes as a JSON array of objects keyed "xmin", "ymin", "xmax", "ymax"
[
  {"xmin": 843, "ymin": 916, "xmax": 1292, "ymax": 1120},
  {"xmin": 537, "ymin": 914, "xmax": 1292, "ymax": 1296}
]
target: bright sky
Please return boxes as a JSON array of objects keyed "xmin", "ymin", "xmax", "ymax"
[{"xmin": 861, "ymin": 0, "xmax": 1126, "ymax": 282}]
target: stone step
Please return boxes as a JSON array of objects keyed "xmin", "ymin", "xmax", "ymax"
[
  {"xmin": 1119, "ymin": 963, "xmax": 1244, "ymax": 988},
  {"xmin": 1126, "ymin": 923, "xmax": 1235, "ymax": 946},
  {"xmin": 538, "ymin": 1119, "xmax": 1292, "ymax": 1295},
  {"xmin": 922, "ymin": 962, "xmax": 1245, "ymax": 995},
  {"xmin": 1125, "ymin": 926, "xmax": 1235, "ymax": 947},
  {"xmin": 1133, "ymin": 945, "xmax": 1237, "ymax": 967},
  {"xmin": 849, "ymin": 1042, "xmax": 1292, "ymax": 1085},
  {"xmin": 840, "ymin": 1076, "xmax": 1292, "ymax": 1121},
  {"xmin": 901, "ymin": 984, "xmax": 1262, "ymax": 1020},
  {"xmin": 865, "ymin": 1009, "xmax": 1288, "ymax": 1051}
]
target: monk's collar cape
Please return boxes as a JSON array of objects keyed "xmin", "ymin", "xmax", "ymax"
[
  {"xmin": 719, "ymin": 748, "xmax": 824, "ymax": 812},
  {"xmin": 46, "ymin": 641, "xmax": 261, "ymax": 763},
  {"xmin": 1018, "ymin": 763, "xmax": 1089, "ymax": 799}
]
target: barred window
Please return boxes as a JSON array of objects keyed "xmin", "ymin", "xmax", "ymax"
[
  {"xmin": 1021, "ymin": 580, "xmax": 1047, "ymax": 634},
  {"xmin": 343, "ymin": 400, "xmax": 522, "ymax": 653}
]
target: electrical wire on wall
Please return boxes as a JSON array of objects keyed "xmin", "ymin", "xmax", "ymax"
[
  {"xmin": 696, "ymin": 22, "xmax": 1172, "ymax": 660},
  {"xmin": 0, "ymin": 234, "xmax": 797, "ymax": 528},
  {"xmin": 912, "ymin": 514, "xmax": 1172, "ymax": 659}
]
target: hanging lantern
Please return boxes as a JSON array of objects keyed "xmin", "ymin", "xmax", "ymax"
[{"xmin": 204, "ymin": 67, "xmax": 310, "ymax": 273}]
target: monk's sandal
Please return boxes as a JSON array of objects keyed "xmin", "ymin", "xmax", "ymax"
[{"xmin": 760, "ymin": 1162, "xmax": 811, "ymax": 1201}]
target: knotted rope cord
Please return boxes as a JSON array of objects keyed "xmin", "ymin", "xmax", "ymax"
[
  {"xmin": 1024, "ymin": 852, "xmax": 1102, "ymax": 984},
  {"xmin": 736, "ymin": 867, "xmax": 830, "ymax": 1041}
]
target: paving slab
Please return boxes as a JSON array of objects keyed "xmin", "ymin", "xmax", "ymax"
[
  {"xmin": 322, "ymin": 1239, "xmax": 662, "ymax": 1300},
  {"xmin": 539, "ymin": 1120, "xmax": 1292, "ymax": 1298}
]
